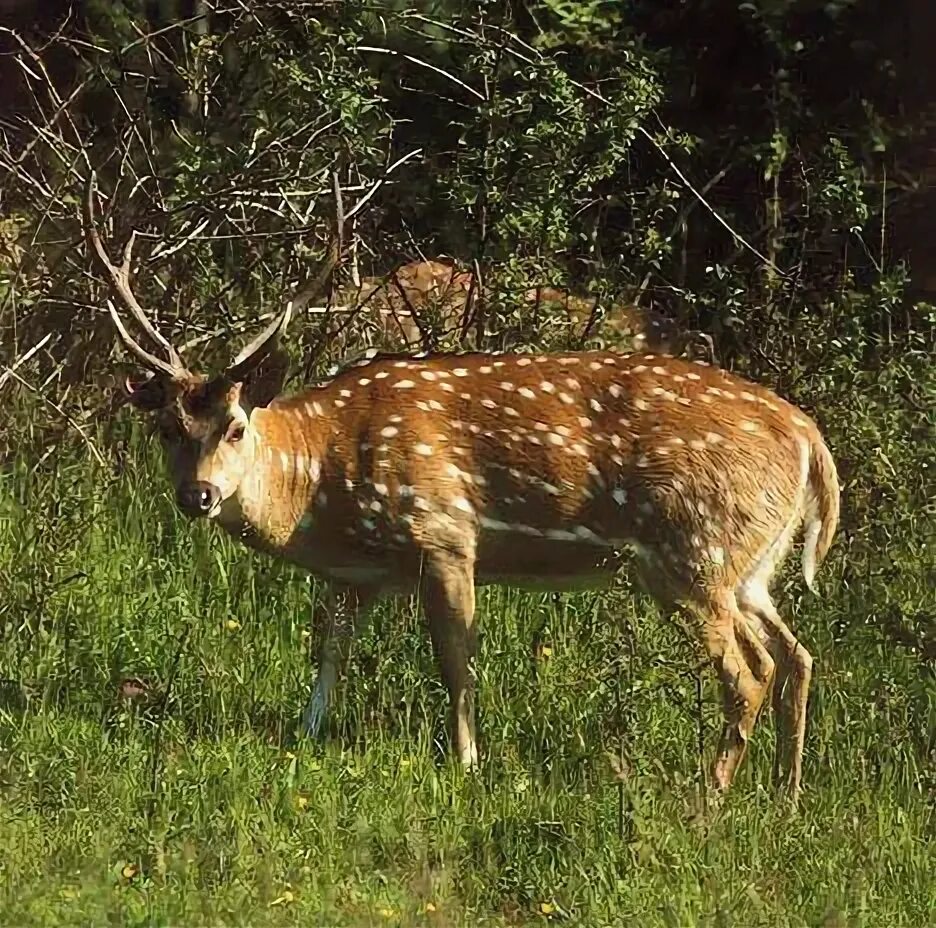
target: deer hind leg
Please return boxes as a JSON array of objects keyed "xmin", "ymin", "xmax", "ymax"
[
  {"xmin": 694, "ymin": 590, "xmax": 776, "ymax": 791},
  {"xmin": 737, "ymin": 581, "xmax": 813, "ymax": 800},
  {"xmin": 419, "ymin": 551, "xmax": 479, "ymax": 768},
  {"xmin": 735, "ymin": 607, "xmax": 790, "ymax": 784},
  {"xmin": 302, "ymin": 584, "xmax": 380, "ymax": 739}
]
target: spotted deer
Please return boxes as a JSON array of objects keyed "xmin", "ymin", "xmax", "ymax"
[
  {"xmin": 337, "ymin": 258, "xmax": 711, "ymax": 358},
  {"xmin": 88, "ymin": 184, "xmax": 838, "ymax": 801}
]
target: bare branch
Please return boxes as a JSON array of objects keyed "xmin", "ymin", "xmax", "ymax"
[
  {"xmin": 1, "ymin": 366, "xmax": 107, "ymax": 467},
  {"xmin": 355, "ymin": 46, "xmax": 486, "ymax": 101},
  {"xmin": 0, "ymin": 333, "xmax": 53, "ymax": 392}
]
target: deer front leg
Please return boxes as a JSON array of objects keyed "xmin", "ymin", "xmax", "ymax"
[
  {"xmin": 420, "ymin": 551, "xmax": 478, "ymax": 768},
  {"xmin": 302, "ymin": 583, "xmax": 380, "ymax": 739}
]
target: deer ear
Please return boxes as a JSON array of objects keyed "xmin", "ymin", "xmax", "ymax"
[
  {"xmin": 124, "ymin": 374, "xmax": 169, "ymax": 411},
  {"xmin": 239, "ymin": 345, "xmax": 290, "ymax": 409}
]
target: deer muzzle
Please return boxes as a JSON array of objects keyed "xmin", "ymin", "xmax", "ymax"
[{"xmin": 177, "ymin": 481, "xmax": 222, "ymax": 519}]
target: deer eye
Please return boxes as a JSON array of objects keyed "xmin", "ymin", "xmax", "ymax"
[{"xmin": 225, "ymin": 422, "xmax": 246, "ymax": 444}]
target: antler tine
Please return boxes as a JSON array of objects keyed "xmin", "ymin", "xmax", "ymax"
[
  {"xmin": 84, "ymin": 172, "xmax": 185, "ymax": 374},
  {"xmin": 225, "ymin": 238, "xmax": 341, "ymax": 383},
  {"xmin": 226, "ymin": 301, "xmax": 294, "ymax": 383},
  {"xmin": 105, "ymin": 299, "xmax": 179, "ymax": 378}
]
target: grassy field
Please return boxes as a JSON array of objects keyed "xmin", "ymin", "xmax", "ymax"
[{"xmin": 0, "ymin": 429, "xmax": 932, "ymax": 927}]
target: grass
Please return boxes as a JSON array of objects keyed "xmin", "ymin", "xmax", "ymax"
[{"xmin": 0, "ymin": 428, "xmax": 932, "ymax": 927}]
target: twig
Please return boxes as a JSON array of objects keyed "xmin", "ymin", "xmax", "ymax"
[
  {"xmin": 637, "ymin": 126, "xmax": 786, "ymax": 278},
  {"xmin": 0, "ymin": 333, "xmax": 53, "ymax": 391},
  {"xmin": 1, "ymin": 367, "xmax": 107, "ymax": 467},
  {"xmin": 355, "ymin": 46, "xmax": 486, "ymax": 101},
  {"xmin": 344, "ymin": 148, "xmax": 423, "ymax": 221},
  {"xmin": 148, "ymin": 217, "xmax": 210, "ymax": 260}
]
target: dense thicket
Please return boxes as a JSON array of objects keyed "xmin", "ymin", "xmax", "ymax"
[{"xmin": 0, "ymin": 3, "xmax": 933, "ymax": 660}]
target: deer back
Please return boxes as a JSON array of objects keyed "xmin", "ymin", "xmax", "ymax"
[{"xmin": 230, "ymin": 349, "xmax": 835, "ymax": 600}]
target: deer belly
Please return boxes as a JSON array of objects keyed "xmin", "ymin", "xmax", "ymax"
[{"xmin": 474, "ymin": 534, "xmax": 623, "ymax": 591}]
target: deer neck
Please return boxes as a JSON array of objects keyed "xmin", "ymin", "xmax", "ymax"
[{"xmin": 217, "ymin": 403, "xmax": 327, "ymax": 551}]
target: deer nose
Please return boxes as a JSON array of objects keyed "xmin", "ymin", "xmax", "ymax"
[{"xmin": 177, "ymin": 481, "xmax": 221, "ymax": 517}]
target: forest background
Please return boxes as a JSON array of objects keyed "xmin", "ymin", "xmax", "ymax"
[{"xmin": 0, "ymin": 1, "xmax": 933, "ymax": 925}]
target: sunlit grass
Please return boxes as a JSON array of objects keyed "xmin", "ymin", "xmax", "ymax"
[{"xmin": 0, "ymin": 432, "xmax": 931, "ymax": 926}]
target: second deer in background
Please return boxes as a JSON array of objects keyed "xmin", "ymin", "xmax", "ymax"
[{"xmin": 327, "ymin": 257, "xmax": 713, "ymax": 359}]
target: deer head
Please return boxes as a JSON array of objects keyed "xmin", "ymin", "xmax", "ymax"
[{"xmin": 84, "ymin": 173, "xmax": 332, "ymax": 517}]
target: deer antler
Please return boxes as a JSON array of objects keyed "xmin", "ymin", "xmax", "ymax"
[
  {"xmin": 225, "ymin": 238, "xmax": 341, "ymax": 383},
  {"xmin": 84, "ymin": 172, "xmax": 187, "ymax": 379}
]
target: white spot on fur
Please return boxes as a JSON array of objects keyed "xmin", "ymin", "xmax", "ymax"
[
  {"xmin": 381, "ymin": 426, "xmax": 399, "ymax": 438},
  {"xmin": 414, "ymin": 443, "xmax": 433, "ymax": 456},
  {"xmin": 393, "ymin": 380, "xmax": 416, "ymax": 389}
]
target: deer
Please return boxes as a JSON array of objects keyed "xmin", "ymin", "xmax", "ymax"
[
  {"xmin": 86, "ymin": 179, "xmax": 839, "ymax": 802},
  {"xmin": 334, "ymin": 257, "xmax": 712, "ymax": 359}
]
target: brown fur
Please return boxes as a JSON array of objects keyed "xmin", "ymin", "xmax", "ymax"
[
  {"xmin": 336, "ymin": 259, "xmax": 709, "ymax": 356},
  {"xmin": 125, "ymin": 345, "xmax": 839, "ymax": 800}
]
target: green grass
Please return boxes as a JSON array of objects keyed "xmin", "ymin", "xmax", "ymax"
[{"xmin": 0, "ymin": 432, "xmax": 932, "ymax": 927}]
